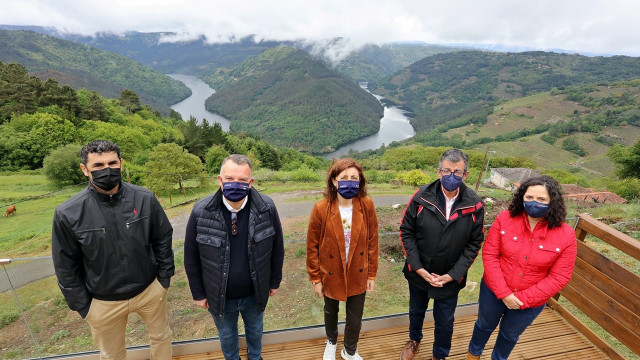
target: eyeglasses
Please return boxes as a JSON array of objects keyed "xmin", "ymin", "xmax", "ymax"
[
  {"xmin": 439, "ymin": 168, "xmax": 466, "ymax": 177},
  {"xmin": 231, "ymin": 212, "xmax": 237, "ymax": 236}
]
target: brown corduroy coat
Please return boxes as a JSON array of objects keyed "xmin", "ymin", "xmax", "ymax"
[{"xmin": 306, "ymin": 196, "xmax": 378, "ymax": 301}]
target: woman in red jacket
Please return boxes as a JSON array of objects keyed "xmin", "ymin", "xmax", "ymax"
[
  {"xmin": 306, "ymin": 158, "xmax": 378, "ymax": 360},
  {"xmin": 466, "ymin": 176, "xmax": 577, "ymax": 360}
]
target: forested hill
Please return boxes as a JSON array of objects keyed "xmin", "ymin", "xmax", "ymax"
[
  {"xmin": 371, "ymin": 50, "xmax": 640, "ymax": 132},
  {"xmin": 335, "ymin": 43, "xmax": 461, "ymax": 82},
  {"xmin": 204, "ymin": 46, "xmax": 384, "ymax": 153},
  {"xmin": 0, "ymin": 30, "xmax": 190, "ymax": 113}
]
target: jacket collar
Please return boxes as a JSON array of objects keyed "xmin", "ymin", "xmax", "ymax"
[
  {"xmin": 88, "ymin": 181, "xmax": 125, "ymax": 203},
  {"xmin": 328, "ymin": 197, "xmax": 365, "ymax": 271},
  {"xmin": 420, "ymin": 179, "xmax": 475, "ymax": 209}
]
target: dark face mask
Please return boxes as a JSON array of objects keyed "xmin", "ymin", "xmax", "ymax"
[
  {"xmin": 523, "ymin": 200, "xmax": 550, "ymax": 218},
  {"xmin": 441, "ymin": 173, "xmax": 463, "ymax": 191},
  {"xmin": 222, "ymin": 181, "xmax": 251, "ymax": 202},
  {"xmin": 90, "ymin": 167, "xmax": 122, "ymax": 192},
  {"xmin": 337, "ymin": 180, "xmax": 360, "ymax": 199}
]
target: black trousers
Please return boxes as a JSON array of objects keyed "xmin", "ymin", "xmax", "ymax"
[{"xmin": 324, "ymin": 292, "xmax": 367, "ymax": 355}]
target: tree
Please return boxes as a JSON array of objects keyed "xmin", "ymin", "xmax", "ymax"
[
  {"xmin": 80, "ymin": 90, "xmax": 108, "ymax": 121},
  {"xmin": 43, "ymin": 144, "xmax": 85, "ymax": 186},
  {"xmin": 144, "ymin": 143, "xmax": 208, "ymax": 202},
  {"xmin": 608, "ymin": 139, "xmax": 640, "ymax": 179},
  {"xmin": 119, "ymin": 89, "xmax": 142, "ymax": 113},
  {"xmin": 205, "ymin": 145, "xmax": 230, "ymax": 175}
]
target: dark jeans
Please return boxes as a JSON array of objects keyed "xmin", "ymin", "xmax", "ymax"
[
  {"xmin": 324, "ymin": 292, "xmax": 366, "ymax": 356},
  {"xmin": 408, "ymin": 282, "xmax": 458, "ymax": 359},
  {"xmin": 210, "ymin": 295, "xmax": 264, "ymax": 360},
  {"xmin": 468, "ymin": 280, "xmax": 545, "ymax": 360}
]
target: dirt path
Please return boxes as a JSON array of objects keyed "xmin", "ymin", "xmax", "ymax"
[{"xmin": 0, "ymin": 194, "xmax": 410, "ymax": 293}]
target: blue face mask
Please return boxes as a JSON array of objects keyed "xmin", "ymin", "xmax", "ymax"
[
  {"xmin": 337, "ymin": 180, "xmax": 359, "ymax": 199},
  {"xmin": 523, "ymin": 200, "xmax": 550, "ymax": 218},
  {"xmin": 440, "ymin": 173, "xmax": 463, "ymax": 191},
  {"xmin": 222, "ymin": 181, "xmax": 250, "ymax": 202}
]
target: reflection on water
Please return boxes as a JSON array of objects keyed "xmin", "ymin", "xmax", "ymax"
[
  {"xmin": 168, "ymin": 74, "xmax": 231, "ymax": 131},
  {"xmin": 323, "ymin": 100, "xmax": 415, "ymax": 158}
]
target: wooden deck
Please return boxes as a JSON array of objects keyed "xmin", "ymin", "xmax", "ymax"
[{"xmin": 173, "ymin": 308, "xmax": 608, "ymax": 360}]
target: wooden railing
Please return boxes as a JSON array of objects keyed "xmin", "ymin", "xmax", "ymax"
[{"xmin": 547, "ymin": 213, "xmax": 640, "ymax": 360}]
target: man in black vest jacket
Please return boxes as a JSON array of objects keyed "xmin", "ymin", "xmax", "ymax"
[
  {"xmin": 185, "ymin": 154, "xmax": 284, "ymax": 360},
  {"xmin": 399, "ymin": 149, "xmax": 485, "ymax": 360},
  {"xmin": 52, "ymin": 140, "xmax": 174, "ymax": 359}
]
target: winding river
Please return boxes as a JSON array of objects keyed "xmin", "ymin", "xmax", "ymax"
[{"xmin": 168, "ymin": 75, "xmax": 415, "ymax": 156}]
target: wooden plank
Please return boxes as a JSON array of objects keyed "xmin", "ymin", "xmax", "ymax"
[
  {"xmin": 173, "ymin": 309, "xmax": 609, "ymax": 360},
  {"xmin": 575, "ymin": 241, "xmax": 640, "ymax": 300},
  {"xmin": 575, "ymin": 213, "xmax": 640, "ymax": 261},
  {"xmin": 560, "ymin": 280, "xmax": 640, "ymax": 356},
  {"xmin": 573, "ymin": 256, "xmax": 640, "ymax": 315}
]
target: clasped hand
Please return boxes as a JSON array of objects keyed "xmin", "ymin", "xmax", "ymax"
[
  {"xmin": 416, "ymin": 268, "xmax": 453, "ymax": 287},
  {"xmin": 501, "ymin": 293, "xmax": 523, "ymax": 310}
]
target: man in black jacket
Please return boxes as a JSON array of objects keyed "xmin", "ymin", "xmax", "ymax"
[
  {"xmin": 52, "ymin": 140, "xmax": 174, "ymax": 359},
  {"xmin": 184, "ymin": 154, "xmax": 284, "ymax": 360},
  {"xmin": 399, "ymin": 149, "xmax": 485, "ymax": 360}
]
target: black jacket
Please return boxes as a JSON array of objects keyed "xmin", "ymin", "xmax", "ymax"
[
  {"xmin": 400, "ymin": 180, "xmax": 484, "ymax": 299},
  {"xmin": 184, "ymin": 187, "xmax": 284, "ymax": 320},
  {"xmin": 52, "ymin": 182, "xmax": 174, "ymax": 315}
]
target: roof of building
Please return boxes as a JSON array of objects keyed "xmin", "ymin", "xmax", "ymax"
[{"xmin": 491, "ymin": 168, "xmax": 541, "ymax": 183}]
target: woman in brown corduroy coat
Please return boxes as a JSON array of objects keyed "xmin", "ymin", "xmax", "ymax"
[{"xmin": 306, "ymin": 158, "xmax": 378, "ymax": 360}]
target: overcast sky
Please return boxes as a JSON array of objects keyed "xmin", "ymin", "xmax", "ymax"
[{"xmin": 2, "ymin": 0, "xmax": 640, "ymax": 60}]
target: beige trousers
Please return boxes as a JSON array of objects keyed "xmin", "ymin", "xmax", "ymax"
[{"xmin": 85, "ymin": 279, "xmax": 172, "ymax": 360}]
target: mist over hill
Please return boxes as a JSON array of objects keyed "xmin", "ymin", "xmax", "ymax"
[{"xmin": 0, "ymin": 29, "xmax": 190, "ymax": 113}]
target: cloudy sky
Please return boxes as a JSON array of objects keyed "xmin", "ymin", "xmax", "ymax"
[{"xmin": 2, "ymin": 0, "xmax": 640, "ymax": 59}]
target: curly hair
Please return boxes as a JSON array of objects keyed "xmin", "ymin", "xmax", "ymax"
[
  {"xmin": 80, "ymin": 140, "xmax": 121, "ymax": 165},
  {"xmin": 508, "ymin": 175, "xmax": 566, "ymax": 228},
  {"xmin": 323, "ymin": 158, "xmax": 368, "ymax": 203}
]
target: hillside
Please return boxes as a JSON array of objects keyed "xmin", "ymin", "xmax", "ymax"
[
  {"xmin": 0, "ymin": 30, "xmax": 190, "ymax": 112},
  {"xmin": 371, "ymin": 51, "xmax": 640, "ymax": 133},
  {"xmin": 335, "ymin": 43, "xmax": 461, "ymax": 82},
  {"xmin": 203, "ymin": 46, "xmax": 384, "ymax": 153},
  {"xmin": 419, "ymin": 83, "xmax": 640, "ymax": 177}
]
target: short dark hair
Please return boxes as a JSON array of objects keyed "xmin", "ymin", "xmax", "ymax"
[
  {"xmin": 80, "ymin": 140, "xmax": 121, "ymax": 165},
  {"xmin": 220, "ymin": 154, "xmax": 253, "ymax": 174},
  {"xmin": 508, "ymin": 175, "xmax": 566, "ymax": 229},
  {"xmin": 439, "ymin": 149, "xmax": 469, "ymax": 171},
  {"xmin": 323, "ymin": 158, "xmax": 367, "ymax": 203}
]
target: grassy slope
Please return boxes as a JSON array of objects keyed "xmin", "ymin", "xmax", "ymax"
[{"xmin": 441, "ymin": 90, "xmax": 640, "ymax": 177}]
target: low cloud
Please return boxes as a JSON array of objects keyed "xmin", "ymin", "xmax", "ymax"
[{"xmin": 2, "ymin": 0, "xmax": 640, "ymax": 57}]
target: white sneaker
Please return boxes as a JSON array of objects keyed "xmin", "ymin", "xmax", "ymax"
[
  {"xmin": 323, "ymin": 340, "xmax": 337, "ymax": 360},
  {"xmin": 341, "ymin": 347, "xmax": 363, "ymax": 360}
]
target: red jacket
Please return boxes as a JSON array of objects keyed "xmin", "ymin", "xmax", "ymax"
[{"xmin": 482, "ymin": 210, "xmax": 577, "ymax": 309}]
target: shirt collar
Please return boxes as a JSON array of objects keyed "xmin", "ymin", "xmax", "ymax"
[
  {"xmin": 222, "ymin": 195, "xmax": 248, "ymax": 213},
  {"xmin": 440, "ymin": 185, "xmax": 460, "ymax": 202}
]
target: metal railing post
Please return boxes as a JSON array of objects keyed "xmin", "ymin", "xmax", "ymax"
[{"xmin": 1, "ymin": 259, "xmax": 42, "ymax": 359}]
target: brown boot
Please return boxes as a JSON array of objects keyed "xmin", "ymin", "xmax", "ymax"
[
  {"xmin": 400, "ymin": 339, "xmax": 420, "ymax": 360},
  {"xmin": 466, "ymin": 351, "xmax": 480, "ymax": 360}
]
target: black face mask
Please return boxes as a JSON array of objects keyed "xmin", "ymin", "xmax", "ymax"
[{"xmin": 90, "ymin": 167, "xmax": 122, "ymax": 191}]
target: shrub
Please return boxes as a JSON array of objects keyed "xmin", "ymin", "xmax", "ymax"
[
  {"xmin": 606, "ymin": 178, "xmax": 640, "ymax": 200},
  {"xmin": 42, "ymin": 144, "xmax": 85, "ymax": 187},
  {"xmin": 399, "ymin": 169, "xmax": 432, "ymax": 187},
  {"xmin": 291, "ymin": 165, "xmax": 321, "ymax": 182}
]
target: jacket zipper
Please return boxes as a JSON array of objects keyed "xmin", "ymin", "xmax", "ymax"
[
  {"xmin": 126, "ymin": 216, "xmax": 149, "ymax": 229},
  {"xmin": 76, "ymin": 227, "xmax": 106, "ymax": 234}
]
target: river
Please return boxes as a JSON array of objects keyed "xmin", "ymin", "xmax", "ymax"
[
  {"xmin": 168, "ymin": 75, "xmax": 415, "ymax": 155},
  {"xmin": 168, "ymin": 74, "xmax": 231, "ymax": 131}
]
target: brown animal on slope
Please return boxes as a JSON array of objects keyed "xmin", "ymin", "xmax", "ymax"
[{"xmin": 4, "ymin": 205, "xmax": 16, "ymax": 217}]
